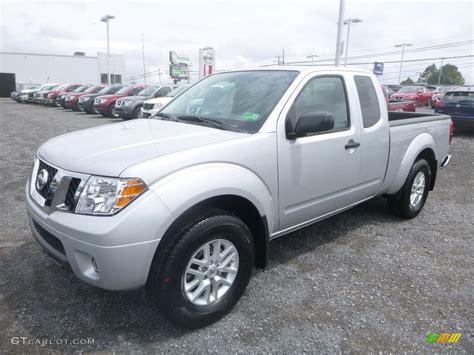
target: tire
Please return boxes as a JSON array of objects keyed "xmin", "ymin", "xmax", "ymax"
[
  {"xmin": 148, "ymin": 209, "xmax": 255, "ymax": 328},
  {"xmin": 387, "ymin": 159, "xmax": 431, "ymax": 219},
  {"xmin": 108, "ymin": 105, "xmax": 120, "ymax": 118},
  {"xmin": 133, "ymin": 106, "xmax": 142, "ymax": 119}
]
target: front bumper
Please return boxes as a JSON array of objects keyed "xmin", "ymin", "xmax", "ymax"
[
  {"xmin": 93, "ymin": 102, "xmax": 109, "ymax": 114},
  {"xmin": 26, "ymin": 181, "xmax": 174, "ymax": 291},
  {"xmin": 78, "ymin": 99, "xmax": 93, "ymax": 111},
  {"xmin": 115, "ymin": 105, "xmax": 134, "ymax": 118}
]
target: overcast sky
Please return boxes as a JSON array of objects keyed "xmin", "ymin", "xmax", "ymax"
[{"xmin": 1, "ymin": 0, "xmax": 473, "ymax": 85}]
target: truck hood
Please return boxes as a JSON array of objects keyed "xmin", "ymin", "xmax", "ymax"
[
  {"xmin": 96, "ymin": 94, "xmax": 123, "ymax": 100},
  {"xmin": 392, "ymin": 92, "xmax": 416, "ymax": 99},
  {"xmin": 38, "ymin": 119, "xmax": 247, "ymax": 176},
  {"xmin": 119, "ymin": 95, "xmax": 147, "ymax": 102}
]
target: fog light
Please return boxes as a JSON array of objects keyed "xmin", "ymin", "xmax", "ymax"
[{"xmin": 91, "ymin": 257, "xmax": 100, "ymax": 272}]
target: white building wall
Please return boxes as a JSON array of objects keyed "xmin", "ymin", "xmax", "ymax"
[
  {"xmin": 0, "ymin": 52, "xmax": 126, "ymax": 87},
  {"xmin": 97, "ymin": 52, "xmax": 126, "ymax": 83}
]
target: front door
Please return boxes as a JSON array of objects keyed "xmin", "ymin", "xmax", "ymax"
[{"xmin": 277, "ymin": 74, "xmax": 363, "ymax": 230}]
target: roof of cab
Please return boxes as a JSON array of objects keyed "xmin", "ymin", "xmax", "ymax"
[{"xmin": 219, "ymin": 66, "xmax": 373, "ymax": 75}]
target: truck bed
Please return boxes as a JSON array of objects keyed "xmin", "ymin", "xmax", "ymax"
[{"xmin": 378, "ymin": 111, "xmax": 451, "ymax": 195}]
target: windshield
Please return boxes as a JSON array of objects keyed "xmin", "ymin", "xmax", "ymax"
[
  {"xmin": 99, "ymin": 86, "xmax": 122, "ymax": 94},
  {"xmin": 444, "ymin": 91, "xmax": 474, "ymax": 102},
  {"xmin": 159, "ymin": 70, "xmax": 298, "ymax": 133},
  {"xmin": 116, "ymin": 86, "xmax": 133, "ymax": 95},
  {"xmin": 138, "ymin": 86, "xmax": 158, "ymax": 96},
  {"xmin": 84, "ymin": 86, "xmax": 101, "ymax": 93},
  {"xmin": 398, "ymin": 87, "xmax": 418, "ymax": 93},
  {"xmin": 439, "ymin": 86, "xmax": 454, "ymax": 94},
  {"xmin": 167, "ymin": 85, "xmax": 189, "ymax": 97},
  {"xmin": 72, "ymin": 85, "xmax": 89, "ymax": 93}
]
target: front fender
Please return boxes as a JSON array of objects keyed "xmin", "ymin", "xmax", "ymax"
[
  {"xmin": 387, "ymin": 132, "xmax": 436, "ymax": 194},
  {"xmin": 148, "ymin": 163, "xmax": 277, "ymax": 234}
]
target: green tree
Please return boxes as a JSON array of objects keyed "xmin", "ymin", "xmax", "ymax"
[
  {"xmin": 417, "ymin": 63, "xmax": 465, "ymax": 85},
  {"xmin": 400, "ymin": 77, "xmax": 415, "ymax": 85}
]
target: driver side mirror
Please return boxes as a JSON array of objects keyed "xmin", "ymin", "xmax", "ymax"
[{"xmin": 288, "ymin": 111, "xmax": 334, "ymax": 139}]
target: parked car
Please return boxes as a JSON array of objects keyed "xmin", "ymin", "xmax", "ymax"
[
  {"xmin": 10, "ymin": 90, "xmax": 21, "ymax": 101},
  {"xmin": 26, "ymin": 68, "xmax": 452, "ymax": 329},
  {"xmin": 435, "ymin": 87, "xmax": 474, "ymax": 127},
  {"xmin": 382, "ymin": 86, "xmax": 416, "ymax": 112},
  {"xmin": 77, "ymin": 85, "xmax": 124, "ymax": 114},
  {"xmin": 141, "ymin": 85, "xmax": 189, "ymax": 118},
  {"xmin": 93, "ymin": 85, "xmax": 145, "ymax": 118},
  {"xmin": 18, "ymin": 85, "xmax": 43, "ymax": 103},
  {"xmin": 44, "ymin": 84, "xmax": 82, "ymax": 106},
  {"xmin": 387, "ymin": 84, "xmax": 402, "ymax": 93},
  {"xmin": 32, "ymin": 84, "xmax": 60, "ymax": 104},
  {"xmin": 431, "ymin": 86, "xmax": 458, "ymax": 108},
  {"xmin": 391, "ymin": 86, "xmax": 433, "ymax": 106},
  {"xmin": 114, "ymin": 86, "xmax": 173, "ymax": 120},
  {"xmin": 63, "ymin": 85, "xmax": 105, "ymax": 111},
  {"xmin": 58, "ymin": 85, "xmax": 89, "ymax": 108}
]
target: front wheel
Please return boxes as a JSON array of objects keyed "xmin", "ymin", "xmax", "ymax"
[
  {"xmin": 108, "ymin": 105, "xmax": 120, "ymax": 118},
  {"xmin": 387, "ymin": 159, "xmax": 431, "ymax": 219},
  {"xmin": 148, "ymin": 209, "xmax": 255, "ymax": 328}
]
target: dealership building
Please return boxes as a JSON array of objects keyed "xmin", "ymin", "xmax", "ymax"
[{"xmin": 0, "ymin": 51, "xmax": 126, "ymax": 90}]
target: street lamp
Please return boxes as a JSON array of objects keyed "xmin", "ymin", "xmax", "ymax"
[
  {"xmin": 395, "ymin": 43, "xmax": 413, "ymax": 85},
  {"xmin": 307, "ymin": 54, "xmax": 319, "ymax": 65},
  {"xmin": 100, "ymin": 14, "xmax": 115, "ymax": 85},
  {"xmin": 343, "ymin": 18, "xmax": 362, "ymax": 67}
]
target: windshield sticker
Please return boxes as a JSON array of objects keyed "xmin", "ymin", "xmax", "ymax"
[{"xmin": 242, "ymin": 112, "xmax": 260, "ymax": 121}]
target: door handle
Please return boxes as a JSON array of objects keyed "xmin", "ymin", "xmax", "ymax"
[{"xmin": 345, "ymin": 139, "xmax": 360, "ymax": 149}]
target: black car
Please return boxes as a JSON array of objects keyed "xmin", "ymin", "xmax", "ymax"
[{"xmin": 77, "ymin": 85, "xmax": 124, "ymax": 113}]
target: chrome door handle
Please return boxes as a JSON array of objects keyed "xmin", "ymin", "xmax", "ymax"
[{"xmin": 345, "ymin": 139, "xmax": 360, "ymax": 149}]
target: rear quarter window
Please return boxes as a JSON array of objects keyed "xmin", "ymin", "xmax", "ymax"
[{"xmin": 354, "ymin": 75, "xmax": 381, "ymax": 128}]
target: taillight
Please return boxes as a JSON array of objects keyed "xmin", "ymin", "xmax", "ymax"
[
  {"xmin": 449, "ymin": 121, "xmax": 454, "ymax": 145},
  {"xmin": 435, "ymin": 99, "xmax": 445, "ymax": 109}
]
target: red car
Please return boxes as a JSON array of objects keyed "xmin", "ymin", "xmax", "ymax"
[
  {"xmin": 390, "ymin": 86, "xmax": 433, "ymax": 106},
  {"xmin": 93, "ymin": 85, "xmax": 145, "ymax": 117},
  {"xmin": 382, "ymin": 86, "xmax": 416, "ymax": 112},
  {"xmin": 64, "ymin": 85, "xmax": 105, "ymax": 111},
  {"xmin": 44, "ymin": 84, "xmax": 83, "ymax": 107}
]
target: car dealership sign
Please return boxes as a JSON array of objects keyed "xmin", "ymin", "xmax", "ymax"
[{"xmin": 199, "ymin": 47, "xmax": 215, "ymax": 79}]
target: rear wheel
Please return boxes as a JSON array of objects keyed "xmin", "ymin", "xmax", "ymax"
[
  {"xmin": 148, "ymin": 209, "xmax": 255, "ymax": 328},
  {"xmin": 387, "ymin": 159, "xmax": 431, "ymax": 219}
]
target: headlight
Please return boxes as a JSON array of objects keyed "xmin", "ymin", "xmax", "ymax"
[
  {"xmin": 154, "ymin": 103, "xmax": 163, "ymax": 109},
  {"xmin": 83, "ymin": 97, "xmax": 90, "ymax": 101},
  {"xmin": 100, "ymin": 98, "xmax": 107, "ymax": 104},
  {"xmin": 122, "ymin": 101, "xmax": 131, "ymax": 106},
  {"xmin": 75, "ymin": 176, "xmax": 147, "ymax": 215}
]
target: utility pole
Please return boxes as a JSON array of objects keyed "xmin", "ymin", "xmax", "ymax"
[
  {"xmin": 334, "ymin": 0, "xmax": 345, "ymax": 66},
  {"xmin": 307, "ymin": 54, "xmax": 319, "ymax": 65},
  {"xmin": 141, "ymin": 32, "xmax": 146, "ymax": 88},
  {"xmin": 395, "ymin": 43, "xmax": 413, "ymax": 85},
  {"xmin": 437, "ymin": 58, "xmax": 445, "ymax": 85},
  {"xmin": 282, "ymin": 49, "xmax": 285, "ymax": 66}
]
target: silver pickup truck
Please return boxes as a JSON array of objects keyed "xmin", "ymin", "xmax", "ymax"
[{"xmin": 26, "ymin": 68, "xmax": 452, "ymax": 328}]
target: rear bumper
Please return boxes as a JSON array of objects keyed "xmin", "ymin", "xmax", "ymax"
[
  {"xmin": 25, "ymin": 181, "xmax": 174, "ymax": 291},
  {"xmin": 451, "ymin": 116, "xmax": 474, "ymax": 127}
]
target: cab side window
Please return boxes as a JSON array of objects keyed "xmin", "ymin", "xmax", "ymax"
[
  {"xmin": 354, "ymin": 75, "xmax": 381, "ymax": 128},
  {"xmin": 289, "ymin": 76, "xmax": 350, "ymax": 133}
]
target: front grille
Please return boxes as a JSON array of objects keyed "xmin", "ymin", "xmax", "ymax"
[
  {"xmin": 64, "ymin": 178, "xmax": 81, "ymax": 211},
  {"xmin": 36, "ymin": 160, "xmax": 58, "ymax": 202},
  {"xmin": 143, "ymin": 103, "xmax": 154, "ymax": 110},
  {"xmin": 33, "ymin": 221, "xmax": 65, "ymax": 255}
]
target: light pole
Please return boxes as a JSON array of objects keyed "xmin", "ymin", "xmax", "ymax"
[
  {"xmin": 100, "ymin": 14, "xmax": 115, "ymax": 85},
  {"xmin": 343, "ymin": 18, "xmax": 362, "ymax": 67},
  {"xmin": 334, "ymin": 0, "xmax": 345, "ymax": 66},
  {"xmin": 395, "ymin": 43, "xmax": 412, "ymax": 85},
  {"xmin": 307, "ymin": 54, "xmax": 319, "ymax": 65}
]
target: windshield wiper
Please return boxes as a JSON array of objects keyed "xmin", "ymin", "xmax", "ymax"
[
  {"xmin": 176, "ymin": 115, "xmax": 224, "ymax": 130},
  {"xmin": 154, "ymin": 112, "xmax": 176, "ymax": 121}
]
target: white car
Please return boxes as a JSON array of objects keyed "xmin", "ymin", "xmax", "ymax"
[{"xmin": 141, "ymin": 85, "xmax": 189, "ymax": 117}]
